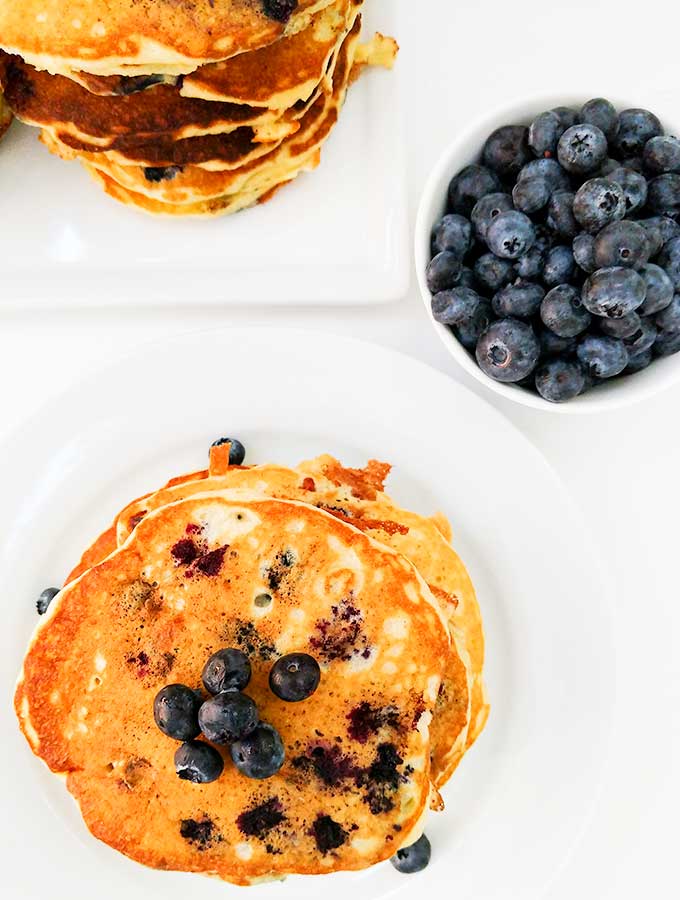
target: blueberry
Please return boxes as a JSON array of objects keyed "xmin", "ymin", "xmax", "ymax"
[
  {"xmin": 448, "ymin": 165, "xmax": 501, "ymax": 216},
  {"xmin": 654, "ymin": 329, "xmax": 680, "ymax": 357},
  {"xmin": 543, "ymin": 245, "xmax": 575, "ymax": 287},
  {"xmin": 620, "ymin": 156, "xmax": 645, "ymax": 173},
  {"xmin": 154, "ymin": 684, "xmax": 202, "ymax": 741},
  {"xmin": 211, "ymin": 437, "xmax": 246, "ymax": 465},
  {"xmin": 482, "ymin": 125, "xmax": 531, "ymax": 177},
  {"xmin": 231, "ymin": 722, "xmax": 285, "ymax": 779},
  {"xmin": 269, "ymin": 653, "xmax": 321, "ymax": 702},
  {"xmin": 639, "ymin": 217, "xmax": 680, "ymax": 257},
  {"xmin": 471, "ymin": 192, "xmax": 513, "ymax": 241},
  {"xmin": 174, "ymin": 741, "xmax": 224, "ymax": 784},
  {"xmin": 492, "ymin": 281, "xmax": 544, "ymax": 318},
  {"xmin": 535, "ymin": 358, "xmax": 586, "ymax": 402},
  {"xmin": 202, "ymin": 648, "xmax": 251, "ymax": 695},
  {"xmin": 516, "ymin": 246, "xmax": 545, "ymax": 279},
  {"xmin": 580, "ymin": 98, "xmax": 619, "ymax": 140},
  {"xmin": 593, "ymin": 221, "xmax": 650, "ymax": 270},
  {"xmin": 476, "ymin": 319, "xmax": 540, "ymax": 382},
  {"xmin": 426, "ymin": 251, "xmax": 462, "ymax": 293},
  {"xmin": 638, "ymin": 264, "xmax": 675, "ymax": 315},
  {"xmin": 605, "ymin": 167, "xmax": 648, "ymax": 214},
  {"xmin": 432, "ymin": 214, "xmax": 473, "ymax": 258},
  {"xmin": 573, "ymin": 233, "xmax": 597, "ymax": 273},
  {"xmin": 390, "ymin": 834, "xmax": 431, "ymax": 874},
  {"xmin": 518, "ymin": 158, "xmax": 571, "ymax": 191},
  {"xmin": 613, "ymin": 108, "xmax": 663, "ymax": 157},
  {"xmin": 455, "ymin": 300, "xmax": 493, "ymax": 350},
  {"xmin": 658, "ymin": 236, "xmax": 680, "ymax": 289},
  {"xmin": 577, "ymin": 335, "xmax": 629, "ymax": 378},
  {"xmin": 624, "ymin": 318, "xmax": 657, "ymax": 355},
  {"xmin": 528, "ymin": 111, "xmax": 564, "ymax": 158},
  {"xmin": 551, "ymin": 107, "xmax": 579, "ymax": 130},
  {"xmin": 644, "ymin": 135, "xmax": 680, "ymax": 174},
  {"xmin": 582, "ymin": 267, "xmax": 647, "ymax": 318},
  {"xmin": 541, "ymin": 284, "xmax": 591, "ymax": 337},
  {"xmin": 262, "ymin": 0, "xmax": 298, "ymax": 22},
  {"xmin": 599, "ymin": 158, "xmax": 620, "ymax": 175},
  {"xmin": 458, "ymin": 266, "xmax": 476, "ymax": 288},
  {"xmin": 473, "ymin": 253, "xmax": 515, "ymax": 292},
  {"xmin": 512, "ymin": 176, "xmax": 551, "ymax": 214},
  {"xmin": 198, "ymin": 692, "xmax": 259, "ymax": 744},
  {"xmin": 625, "ymin": 347, "xmax": 653, "ymax": 373},
  {"xmin": 547, "ymin": 191, "xmax": 578, "ymax": 239},
  {"xmin": 573, "ymin": 178, "xmax": 626, "ymax": 234},
  {"xmin": 648, "ymin": 174, "xmax": 680, "ymax": 215},
  {"xmin": 486, "ymin": 211, "xmax": 535, "ymax": 259},
  {"xmin": 540, "ymin": 329, "xmax": 577, "ymax": 356},
  {"xmin": 656, "ymin": 294, "xmax": 680, "ymax": 332},
  {"xmin": 432, "ymin": 286, "xmax": 483, "ymax": 325},
  {"xmin": 599, "ymin": 311, "xmax": 641, "ymax": 339},
  {"xmin": 557, "ymin": 124, "xmax": 608, "ymax": 175},
  {"xmin": 36, "ymin": 586, "xmax": 59, "ymax": 615}
]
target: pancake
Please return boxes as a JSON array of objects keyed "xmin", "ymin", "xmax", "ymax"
[
  {"xmin": 0, "ymin": 0, "xmax": 338, "ymax": 76},
  {"xmin": 0, "ymin": 89, "xmax": 11, "ymax": 139},
  {"xmin": 16, "ymin": 492, "xmax": 450, "ymax": 884}
]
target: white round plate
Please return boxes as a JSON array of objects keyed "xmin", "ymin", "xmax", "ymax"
[{"xmin": 0, "ymin": 328, "xmax": 614, "ymax": 900}]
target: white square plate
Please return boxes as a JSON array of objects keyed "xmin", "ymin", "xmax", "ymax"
[{"xmin": 0, "ymin": 0, "xmax": 407, "ymax": 307}]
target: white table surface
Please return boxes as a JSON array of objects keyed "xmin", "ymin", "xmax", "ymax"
[{"xmin": 1, "ymin": 1, "xmax": 677, "ymax": 896}]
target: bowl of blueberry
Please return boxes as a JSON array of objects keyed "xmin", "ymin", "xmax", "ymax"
[{"xmin": 416, "ymin": 96, "xmax": 680, "ymax": 409}]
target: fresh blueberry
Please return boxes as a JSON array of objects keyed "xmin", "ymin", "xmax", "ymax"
[
  {"xmin": 658, "ymin": 236, "xmax": 680, "ymax": 289},
  {"xmin": 599, "ymin": 158, "xmax": 620, "ymax": 175},
  {"xmin": 512, "ymin": 176, "xmax": 551, "ymax": 214},
  {"xmin": 455, "ymin": 300, "xmax": 493, "ymax": 350},
  {"xmin": 528, "ymin": 111, "xmax": 564, "ymax": 158},
  {"xmin": 476, "ymin": 319, "xmax": 540, "ymax": 383},
  {"xmin": 656, "ymin": 294, "xmax": 680, "ymax": 332},
  {"xmin": 551, "ymin": 107, "xmax": 579, "ymax": 130},
  {"xmin": 202, "ymin": 648, "xmax": 251, "ymax": 695},
  {"xmin": 620, "ymin": 156, "xmax": 645, "ymax": 173},
  {"xmin": 482, "ymin": 125, "xmax": 531, "ymax": 177},
  {"xmin": 582, "ymin": 267, "xmax": 647, "ymax": 318},
  {"xmin": 547, "ymin": 191, "xmax": 578, "ymax": 239},
  {"xmin": 654, "ymin": 329, "xmax": 680, "ymax": 356},
  {"xmin": 516, "ymin": 246, "xmax": 545, "ymax": 279},
  {"xmin": 36, "ymin": 586, "xmax": 59, "ymax": 615},
  {"xmin": 580, "ymin": 98, "xmax": 619, "ymax": 140},
  {"xmin": 573, "ymin": 178, "xmax": 626, "ymax": 234},
  {"xmin": 638, "ymin": 264, "xmax": 675, "ymax": 315},
  {"xmin": 269, "ymin": 653, "xmax": 321, "ymax": 702},
  {"xmin": 535, "ymin": 358, "xmax": 586, "ymax": 402},
  {"xmin": 605, "ymin": 167, "xmax": 648, "ymax": 214},
  {"xmin": 473, "ymin": 253, "xmax": 515, "ymax": 292},
  {"xmin": 541, "ymin": 284, "xmax": 592, "ymax": 337},
  {"xmin": 625, "ymin": 347, "xmax": 653, "ymax": 373},
  {"xmin": 231, "ymin": 722, "xmax": 285, "ymax": 779},
  {"xmin": 471, "ymin": 192, "xmax": 513, "ymax": 241},
  {"xmin": 543, "ymin": 245, "xmax": 575, "ymax": 287},
  {"xmin": 639, "ymin": 217, "xmax": 680, "ymax": 256},
  {"xmin": 644, "ymin": 135, "xmax": 680, "ymax": 174},
  {"xmin": 211, "ymin": 437, "xmax": 246, "ymax": 465},
  {"xmin": 648, "ymin": 174, "xmax": 680, "ymax": 215},
  {"xmin": 492, "ymin": 281, "xmax": 544, "ymax": 318},
  {"xmin": 624, "ymin": 318, "xmax": 657, "ymax": 355},
  {"xmin": 426, "ymin": 251, "xmax": 462, "ymax": 293},
  {"xmin": 390, "ymin": 834, "xmax": 431, "ymax": 874},
  {"xmin": 174, "ymin": 741, "xmax": 224, "ymax": 784},
  {"xmin": 198, "ymin": 692, "xmax": 259, "ymax": 744},
  {"xmin": 593, "ymin": 221, "xmax": 650, "ymax": 270},
  {"xmin": 573, "ymin": 233, "xmax": 597, "ymax": 273},
  {"xmin": 599, "ymin": 311, "xmax": 641, "ymax": 339},
  {"xmin": 557, "ymin": 124, "xmax": 608, "ymax": 175},
  {"xmin": 154, "ymin": 684, "xmax": 202, "ymax": 741},
  {"xmin": 458, "ymin": 266, "xmax": 476, "ymax": 288},
  {"xmin": 577, "ymin": 335, "xmax": 629, "ymax": 378},
  {"xmin": 540, "ymin": 329, "xmax": 577, "ymax": 356},
  {"xmin": 432, "ymin": 287, "xmax": 483, "ymax": 325},
  {"xmin": 486, "ymin": 211, "xmax": 536, "ymax": 259},
  {"xmin": 448, "ymin": 165, "xmax": 501, "ymax": 216},
  {"xmin": 518, "ymin": 158, "xmax": 570, "ymax": 191},
  {"xmin": 432, "ymin": 214, "xmax": 473, "ymax": 258},
  {"xmin": 612, "ymin": 108, "xmax": 663, "ymax": 157}
]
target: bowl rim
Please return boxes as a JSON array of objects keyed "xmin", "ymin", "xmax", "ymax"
[{"xmin": 415, "ymin": 92, "xmax": 680, "ymax": 414}]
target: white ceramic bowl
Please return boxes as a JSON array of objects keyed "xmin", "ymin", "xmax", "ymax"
[{"xmin": 415, "ymin": 94, "xmax": 680, "ymax": 413}]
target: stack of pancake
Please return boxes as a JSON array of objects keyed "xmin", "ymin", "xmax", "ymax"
[
  {"xmin": 15, "ymin": 447, "xmax": 488, "ymax": 884},
  {"xmin": 0, "ymin": 0, "xmax": 397, "ymax": 216}
]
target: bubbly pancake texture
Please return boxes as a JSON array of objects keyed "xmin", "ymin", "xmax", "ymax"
[{"xmin": 16, "ymin": 493, "xmax": 450, "ymax": 884}]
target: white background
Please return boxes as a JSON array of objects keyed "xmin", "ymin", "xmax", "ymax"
[{"xmin": 0, "ymin": 0, "xmax": 677, "ymax": 896}]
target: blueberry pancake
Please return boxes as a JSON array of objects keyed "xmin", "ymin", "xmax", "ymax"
[{"xmin": 16, "ymin": 494, "xmax": 450, "ymax": 884}]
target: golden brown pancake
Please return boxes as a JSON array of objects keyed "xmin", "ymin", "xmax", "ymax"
[{"xmin": 16, "ymin": 492, "xmax": 450, "ymax": 883}]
